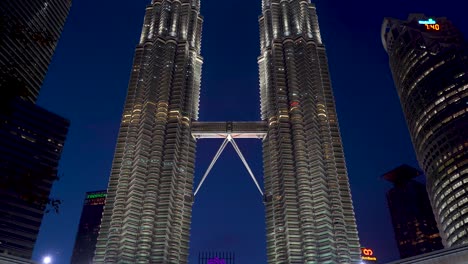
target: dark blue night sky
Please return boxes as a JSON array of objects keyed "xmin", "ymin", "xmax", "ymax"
[{"xmin": 32, "ymin": 0, "xmax": 467, "ymax": 263}]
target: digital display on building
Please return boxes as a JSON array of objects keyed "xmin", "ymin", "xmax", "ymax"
[
  {"xmin": 85, "ymin": 191, "xmax": 107, "ymax": 205},
  {"xmin": 87, "ymin": 193, "xmax": 107, "ymax": 199},
  {"xmin": 361, "ymin": 248, "xmax": 377, "ymax": 262},
  {"xmin": 418, "ymin": 18, "xmax": 440, "ymax": 31}
]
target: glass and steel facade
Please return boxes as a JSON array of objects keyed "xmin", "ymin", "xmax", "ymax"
[
  {"xmin": 382, "ymin": 14, "xmax": 468, "ymax": 247},
  {"xmin": 0, "ymin": 0, "xmax": 71, "ymax": 260},
  {"xmin": 71, "ymin": 191, "xmax": 107, "ymax": 264},
  {"xmin": 0, "ymin": 99, "xmax": 69, "ymax": 259},
  {"xmin": 94, "ymin": 0, "xmax": 203, "ymax": 262},
  {"xmin": 0, "ymin": 0, "xmax": 72, "ymax": 103},
  {"xmin": 258, "ymin": 0, "xmax": 361, "ymax": 262}
]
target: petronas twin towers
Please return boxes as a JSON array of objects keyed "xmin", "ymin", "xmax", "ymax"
[{"xmin": 94, "ymin": 0, "xmax": 361, "ymax": 263}]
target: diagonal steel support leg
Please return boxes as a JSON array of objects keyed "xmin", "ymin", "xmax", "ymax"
[
  {"xmin": 194, "ymin": 137, "xmax": 229, "ymax": 196},
  {"xmin": 229, "ymin": 137, "xmax": 264, "ymax": 196}
]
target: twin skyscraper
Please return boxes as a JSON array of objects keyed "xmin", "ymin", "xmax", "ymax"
[{"xmin": 94, "ymin": 0, "xmax": 361, "ymax": 263}]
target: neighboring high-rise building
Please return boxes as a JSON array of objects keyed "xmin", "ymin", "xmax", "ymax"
[
  {"xmin": 71, "ymin": 191, "xmax": 107, "ymax": 264},
  {"xmin": 383, "ymin": 165, "xmax": 444, "ymax": 259},
  {"xmin": 0, "ymin": 0, "xmax": 71, "ymax": 261},
  {"xmin": 387, "ymin": 244, "xmax": 468, "ymax": 264},
  {"xmin": 0, "ymin": 0, "xmax": 72, "ymax": 102},
  {"xmin": 382, "ymin": 14, "xmax": 468, "ymax": 247},
  {"xmin": 0, "ymin": 253, "xmax": 37, "ymax": 264},
  {"xmin": 0, "ymin": 99, "xmax": 69, "ymax": 259},
  {"xmin": 258, "ymin": 0, "xmax": 361, "ymax": 262},
  {"xmin": 95, "ymin": 0, "xmax": 360, "ymax": 263}
]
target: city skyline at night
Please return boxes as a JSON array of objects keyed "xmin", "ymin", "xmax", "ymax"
[{"xmin": 30, "ymin": 0, "xmax": 467, "ymax": 263}]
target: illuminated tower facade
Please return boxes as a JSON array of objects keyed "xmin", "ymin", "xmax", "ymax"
[
  {"xmin": 258, "ymin": 0, "xmax": 361, "ymax": 262},
  {"xmin": 96, "ymin": 0, "xmax": 362, "ymax": 263},
  {"xmin": 94, "ymin": 0, "xmax": 203, "ymax": 262},
  {"xmin": 382, "ymin": 14, "xmax": 468, "ymax": 247}
]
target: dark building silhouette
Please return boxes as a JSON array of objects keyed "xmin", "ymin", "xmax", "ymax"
[
  {"xmin": 0, "ymin": 99, "xmax": 69, "ymax": 259},
  {"xmin": 198, "ymin": 252, "xmax": 235, "ymax": 264},
  {"xmin": 0, "ymin": 0, "xmax": 72, "ymax": 103},
  {"xmin": 71, "ymin": 191, "xmax": 106, "ymax": 264},
  {"xmin": 383, "ymin": 165, "xmax": 444, "ymax": 259},
  {"xmin": 0, "ymin": 1, "xmax": 71, "ymax": 261},
  {"xmin": 382, "ymin": 14, "xmax": 468, "ymax": 247}
]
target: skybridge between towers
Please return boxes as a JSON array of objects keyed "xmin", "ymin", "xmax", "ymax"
[
  {"xmin": 94, "ymin": 0, "xmax": 363, "ymax": 261},
  {"xmin": 191, "ymin": 121, "xmax": 268, "ymax": 197}
]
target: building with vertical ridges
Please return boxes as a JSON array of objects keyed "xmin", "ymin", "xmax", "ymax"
[
  {"xmin": 0, "ymin": 0, "xmax": 72, "ymax": 103},
  {"xmin": 95, "ymin": 0, "xmax": 362, "ymax": 262},
  {"xmin": 71, "ymin": 191, "xmax": 107, "ymax": 264},
  {"xmin": 382, "ymin": 14, "xmax": 468, "ymax": 247},
  {"xmin": 0, "ymin": 99, "xmax": 69, "ymax": 259},
  {"xmin": 93, "ymin": 0, "xmax": 203, "ymax": 262},
  {"xmin": 383, "ymin": 165, "xmax": 443, "ymax": 259},
  {"xmin": 258, "ymin": 0, "xmax": 361, "ymax": 262}
]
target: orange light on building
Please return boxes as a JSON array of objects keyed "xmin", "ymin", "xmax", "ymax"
[
  {"xmin": 361, "ymin": 248, "xmax": 377, "ymax": 262},
  {"xmin": 425, "ymin": 24, "xmax": 441, "ymax": 30}
]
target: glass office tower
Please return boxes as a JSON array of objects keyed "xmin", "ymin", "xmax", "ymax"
[
  {"xmin": 258, "ymin": 0, "xmax": 361, "ymax": 262},
  {"xmin": 0, "ymin": 99, "xmax": 69, "ymax": 259},
  {"xmin": 382, "ymin": 14, "xmax": 468, "ymax": 247},
  {"xmin": 0, "ymin": 0, "xmax": 72, "ymax": 103},
  {"xmin": 71, "ymin": 191, "xmax": 107, "ymax": 264},
  {"xmin": 0, "ymin": 0, "xmax": 71, "ymax": 261},
  {"xmin": 94, "ymin": 0, "xmax": 203, "ymax": 263}
]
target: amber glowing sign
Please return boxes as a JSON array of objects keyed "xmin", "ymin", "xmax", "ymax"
[
  {"xmin": 361, "ymin": 248, "xmax": 377, "ymax": 262},
  {"xmin": 419, "ymin": 18, "xmax": 440, "ymax": 31}
]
